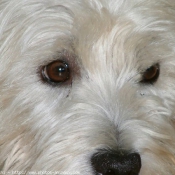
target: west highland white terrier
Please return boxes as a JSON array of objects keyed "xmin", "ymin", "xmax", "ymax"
[{"xmin": 0, "ymin": 0, "xmax": 175, "ymax": 175}]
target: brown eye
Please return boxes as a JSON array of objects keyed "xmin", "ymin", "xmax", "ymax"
[
  {"xmin": 141, "ymin": 64, "xmax": 160, "ymax": 83},
  {"xmin": 41, "ymin": 60, "xmax": 70, "ymax": 84}
]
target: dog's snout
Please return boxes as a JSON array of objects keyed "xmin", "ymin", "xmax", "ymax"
[{"xmin": 91, "ymin": 150, "xmax": 141, "ymax": 175}]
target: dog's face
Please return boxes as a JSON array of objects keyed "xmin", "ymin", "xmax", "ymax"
[{"xmin": 1, "ymin": 0, "xmax": 175, "ymax": 174}]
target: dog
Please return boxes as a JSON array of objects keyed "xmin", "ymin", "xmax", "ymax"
[{"xmin": 0, "ymin": 0, "xmax": 175, "ymax": 174}]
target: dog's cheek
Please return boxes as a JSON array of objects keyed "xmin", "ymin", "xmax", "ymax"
[{"xmin": 0, "ymin": 60, "xmax": 73, "ymax": 163}]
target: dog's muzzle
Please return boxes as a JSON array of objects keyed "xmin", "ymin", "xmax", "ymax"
[{"xmin": 91, "ymin": 150, "xmax": 141, "ymax": 175}]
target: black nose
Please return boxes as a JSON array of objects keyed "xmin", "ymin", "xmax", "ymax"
[{"xmin": 91, "ymin": 150, "xmax": 141, "ymax": 175}]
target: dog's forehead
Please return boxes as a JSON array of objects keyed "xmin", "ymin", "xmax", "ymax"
[
  {"xmin": 0, "ymin": 0, "xmax": 167, "ymax": 77},
  {"xmin": 72, "ymin": 6, "xmax": 158, "ymax": 75}
]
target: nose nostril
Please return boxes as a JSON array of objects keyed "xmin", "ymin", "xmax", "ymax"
[{"xmin": 104, "ymin": 169, "xmax": 116, "ymax": 175}]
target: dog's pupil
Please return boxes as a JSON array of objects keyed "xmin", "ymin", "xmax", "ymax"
[
  {"xmin": 145, "ymin": 66, "xmax": 157, "ymax": 79},
  {"xmin": 41, "ymin": 60, "xmax": 70, "ymax": 84},
  {"xmin": 53, "ymin": 63, "xmax": 68, "ymax": 76},
  {"xmin": 49, "ymin": 61, "xmax": 69, "ymax": 81},
  {"xmin": 57, "ymin": 65, "xmax": 66, "ymax": 73},
  {"xmin": 141, "ymin": 63, "xmax": 159, "ymax": 83}
]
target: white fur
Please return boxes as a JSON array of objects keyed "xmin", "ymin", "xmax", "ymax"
[{"xmin": 0, "ymin": 0, "xmax": 175, "ymax": 174}]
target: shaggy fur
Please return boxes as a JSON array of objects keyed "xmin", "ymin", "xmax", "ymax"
[{"xmin": 0, "ymin": 0, "xmax": 175, "ymax": 174}]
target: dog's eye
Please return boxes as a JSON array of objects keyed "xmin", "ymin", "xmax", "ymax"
[
  {"xmin": 141, "ymin": 64, "xmax": 160, "ymax": 84},
  {"xmin": 41, "ymin": 60, "xmax": 70, "ymax": 84}
]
